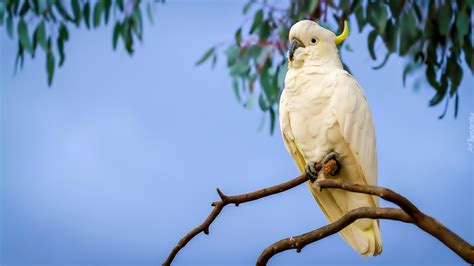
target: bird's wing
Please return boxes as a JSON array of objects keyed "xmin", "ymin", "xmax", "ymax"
[
  {"xmin": 330, "ymin": 70, "xmax": 377, "ymax": 187},
  {"xmin": 325, "ymin": 70, "xmax": 382, "ymax": 256}
]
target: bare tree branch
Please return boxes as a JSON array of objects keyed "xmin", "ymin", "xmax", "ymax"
[
  {"xmin": 162, "ymin": 173, "xmax": 310, "ymax": 266},
  {"xmin": 164, "ymin": 161, "xmax": 474, "ymax": 265},
  {"xmin": 257, "ymin": 179, "xmax": 474, "ymax": 265},
  {"xmin": 257, "ymin": 207, "xmax": 412, "ymax": 265}
]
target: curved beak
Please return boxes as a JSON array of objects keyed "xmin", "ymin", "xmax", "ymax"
[{"xmin": 288, "ymin": 38, "xmax": 305, "ymax": 61}]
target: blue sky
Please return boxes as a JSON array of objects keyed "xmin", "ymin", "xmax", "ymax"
[{"xmin": 1, "ymin": 1, "xmax": 473, "ymax": 265}]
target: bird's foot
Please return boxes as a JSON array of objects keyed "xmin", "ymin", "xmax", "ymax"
[
  {"xmin": 321, "ymin": 152, "xmax": 341, "ymax": 177},
  {"xmin": 305, "ymin": 161, "xmax": 322, "ymax": 182}
]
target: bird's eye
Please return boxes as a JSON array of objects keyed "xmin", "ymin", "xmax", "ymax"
[{"xmin": 311, "ymin": 38, "xmax": 317, "ymax": 44}]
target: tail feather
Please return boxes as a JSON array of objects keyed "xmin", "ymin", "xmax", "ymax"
[{"xmin": 307, "ymin": 182, "xmax": 382, "ymax": 256}]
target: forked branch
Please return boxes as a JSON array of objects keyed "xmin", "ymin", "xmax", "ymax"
[
  {"xmin": 163, "ymin": 162, "xmax": 474, "ymax": 265},
  {"xmin": 162, "ymin": 174, "xmax": 309, "ymax": 266},
  {"xmin": 257, "ymin": 179, "xmax": 474, "ymax": 265},
  {"xmin": 257, "ymin": 207, "xmax": 412, "ymax": 265}
]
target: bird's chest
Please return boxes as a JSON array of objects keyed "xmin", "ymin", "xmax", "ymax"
[{"xmin": 282, "ymin": 71, "xmax": 339, "ymax": 159}]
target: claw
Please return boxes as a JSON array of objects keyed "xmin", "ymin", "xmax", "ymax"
[{"xmin": 305, "ymin": 161, "xmax": 322, "ymax": 182}]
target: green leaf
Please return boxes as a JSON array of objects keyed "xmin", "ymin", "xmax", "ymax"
[
  {"xmin": 447, "ymin": 54, "xmax": 463, "ymax": 96},
  {"xmin": 250, "ymin": 9, "xmax": 263, "ymax": 34},
  {"xmin": 117, "ymin": 0, "xmax": 124, "ymax": 11},
  {"xmin": 412, "ymin": 2, "xmax": 422, "ymax": 21},
  {"xmin": 463, "ymin": 36, "xmax": 473, "ymax": 72},
  {"xmin": 57, "ymin": 24, "xmax": 68, "ymax": 66},
  {"xmin": 260, "ymin": 67, "xmax": 276, "ymax": 102},
  {"xmin": 256, "ymin": 45, "xmax": 272, "ymax": 66},
  {"xmin": 72, "ymin": 0, "xmax": 81, "ymax": 25},
  {"xmin": 104, "ymin": 0, "xmax": 112, "ymax": 24},
  {"xmin": 367, "ymin": 30, "xmax": 378, "ymax": 60},
  {"xmin": 19, "ymin": 0, "xmax": 29, "ymax": 17},
  {"xmin": 6, "ymin": 15, "xmax": 13, "ymax": 38},
  {"xmin": 399, "ymin": 10, "xmax": 420, "ymax": 55},
  {"xmin": 195, "ymin": 47, "xmax": 215, "ymax": 65},
  {"xmin": 388, "ymin": 0, "xmax": 404, "ymax": 18},
  {"xmin": 211, "ymin": 54, "xmax": 217, "ymax": 68},
  {"xmin": 426, "ymin": 64, "xmax": 437, "ymax": 89},
  {"xmin": 372, "ymin": 53, "xmax": 390, "ymax": 70},
  {"xmin": 269, "ymin": 107, "xmax": 276, "ymax": 134},
  {"xmin": 276, "ymin": 62, "xmax": 287, "ymax": 89},
  {"xmin": 0, "ymin": 2, "xmax": 4, "ymax": 26},
  {"xmin": 367, "ymin": 1, "xmax": 387, "ymax": 34},
  {"xmin": 258, "ymin": 93, "xmax": 269, "ymax": 111},
  {"xmin": 54, "ymin": 1, "xmax": 72, "ymax": 21},
  {"xmin": 402, "ymin": 62, "xmax": 418, "ymax": 87},
  {"xmin": 225, "ymin": 45, "xmax": 239, "ymax": 66},
  {"xmin": 454, "ymin": 92, "xmax": 459, "ymax": 118},
  {"xmin": 354, "ymin": 6, "xmax": 366, "ymax": 32},
  {"xmin": 146, "ymin": 2, "xmax": 154, "ymax": 24},
  {"xmin": 278, "ymin": 25, "xmax": 289, "ymax": 42},
  {"xmin": 93, "ymin": 1, "xmax": 104, "ymax": 28},
  {"xmin": 34, "ymin": 20, "xmax": 47, "ymax": 51},
  {"xmin": 243, "ymin": 95, "xmax": 255, "ymax": 109},
  {"xmin": 243, "ymin": 1, "xmax": 253, "ymax": 14},
  {"xmin": 83, "ymin": 2, "xmax": 91, "ymax": 29},
  {"xmin": 132, "ymin": 8, "xmax": 143, "ymax": 39},
  {"xmin": 232, "ymin": 78, "xmax": 241, "ymax": 102},
  {"xmin": 383, "ymin": 19, "xmax": 397, "ymax": 53},
  {"xmin": 308, "ymin": 0, "xmax": 319, "ymax": 13},
  {"xmin": 46, "ymin": 51, "xmax": 55, "ymax": 86},
  {"xmin": 438, "ymin": 2, "xmax": 451, "ymax": 36},
  {"xmin": 112, "ymin": 22, "xmax": 122, "ymax": 50},
  {"xmin": 122, "ymin": 19, "xmax": 134, "ymax": 54},
  {"xmin": 259, "ymin": 20, "xmax": 271, "ymax": 40},
  {"xmin": 429, "ymin": 73, "xmax": 447, "ymax": 106},
  {"xmin": 235, "ymin": 27, "xmax": 242, "ymax": 46},
  {"xmin": 15, "ymin": 39, "xmax": 25, "ymax": 72},
  {"xmin": 18, "ymin": 18, "xmax": 33, "ymax": 54},
  {"xmin": 455, "ymin": 7, "xmax": 469, "ymax": 46}
]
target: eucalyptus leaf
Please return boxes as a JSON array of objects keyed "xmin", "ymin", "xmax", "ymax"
[
  {"xmin": 83, "ymin": 2, "xmax": 91, "ymax": 29},
  {"xmin": 388, "ymin": 0, "xmax": 404, "ymax": 18},
  {"xmin": 269, "ymin": 108, "xmax": 276, "ymax": 134},
  {"xmin": 367, "ymin": 1, "xmax": 387, "ymax": 34},
  {"xmin": 72, "ymin": 0, "xmax": 81, "ymax": 25},
  {"xmin": 93, "ymin": 1, "xmax": 104, "ymax": 28},
  {"xmin": 399, "ymin": 10, "xmax": 420, "ymax": 55},
  {"xmin": 367, "ymin": 30, "xmax": 377, "ymax": 60},
  {"xmin": 146, "ymin": 2, "xmax": 154, "ymax": 24},
  {"xmin": 18, "ymin": 18, "xmax": 33, "ymax": 54},
  {"xmin": 46, "ymin": 51, "xmax": 55, "ymax": 86},
  {"xmin": 354, "ymin": 7, "xmax": 366, "ymax": 32},
  {"xmin": 34, "ymin": 20, "xmax": 47, "ymax": 51},
  {"xmin": 112, "ymin": 22, "xmax": 122, "ymax": 50},
  {"xmin": 250, "ymin": 9, "xmax": 263, "ymax": 34},
  {"xmin": 195, "ymin": 47, "xmax": 215, "ymax": 66},
  {"xmin": 258, "ymin": 94, "xmax": 269, "ymax": 111},
  {"xmin": 438, "ymin": 3, "xmax": 451, "ymax": 36}
]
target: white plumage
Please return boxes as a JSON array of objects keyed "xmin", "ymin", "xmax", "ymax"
[{"xmin": 279, "ymin": 20, "xmax": 382, "ymax": 256}]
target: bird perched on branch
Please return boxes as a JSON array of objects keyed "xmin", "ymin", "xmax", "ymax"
[{"xmin": 279, "ymin": 20, "xmax": 382, "ymax": 256}]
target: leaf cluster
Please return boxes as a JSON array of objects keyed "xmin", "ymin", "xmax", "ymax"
[
  {"xmin": 0, "ymin": 0, "xmax": 162, "ymax": 85},
  {"xmin": 197, "ymin": 0, "xmax": 473, "ymax": 132}
]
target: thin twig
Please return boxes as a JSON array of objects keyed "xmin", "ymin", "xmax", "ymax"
[
  {"xmin": 162, "ymin": 174, "xmax": 309, "ymax": 265},
  {"xmin": 257, "ymin": 207, "xmax": 412, "ymax": 265},
  {"xmin": 258, "ymin": 179, "xmax": 474, "ymax": 265}
]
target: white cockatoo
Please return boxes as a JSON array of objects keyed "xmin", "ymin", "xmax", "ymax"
[{"xmin": 279, "ymin": 20, "xmax": 382, "ymax": 256}]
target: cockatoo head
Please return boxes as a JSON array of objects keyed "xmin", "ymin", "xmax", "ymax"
[{"xmin": 288, "ymin": 20, "xmax": 348, "ymax": 68}]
